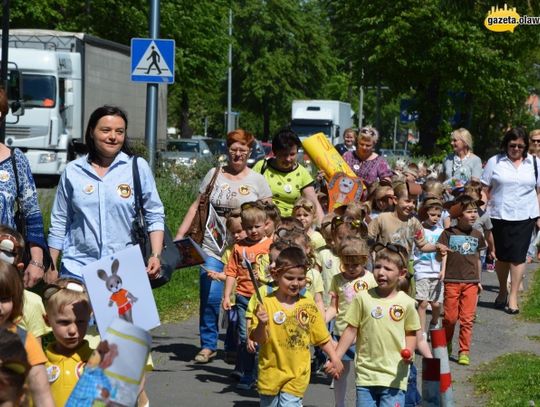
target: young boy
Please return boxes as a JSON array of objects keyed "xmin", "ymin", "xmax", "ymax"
[
  {"xmin": 437, "ymin": 195, "xmax": 486, "ymax": 366},
  {"xmin": 223, "ymin": 202, "xmax": 273, "ymax": 389},
  {"xmin": 42, "ymin": 278, "xmax": 93, "ymax": 406},
  {"xmin": 329, "ymin": 243, "xmax": 420, "ymax": 406},
  {"xmin": 414, "ymin": 197, "xmax": 445, "ymax": 339},
  {"xmin": 250, "ymin": 247, "xmax": 343, "ymax": 406}
]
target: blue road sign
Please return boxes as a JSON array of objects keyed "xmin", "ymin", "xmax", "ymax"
[
  {"xmin": 400, "ymin": 99, "xmax": 419, "ymax": 123},
  {"xmin": 131, "ymin": 38, "xmax": 175, "ymax": 83}
]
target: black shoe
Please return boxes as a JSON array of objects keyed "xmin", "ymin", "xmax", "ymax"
[
  {"xmin": 494, "ymin": 296, "xmax": 507, "ymax": 310},
  {"xmin": 505, "ymin": 307, "xmax": 520, "ymax": 315}
]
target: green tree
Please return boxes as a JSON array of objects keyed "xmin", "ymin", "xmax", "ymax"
[{"xmin": 232, "ymin": 0, "xmax": 339, "ymax": 139}]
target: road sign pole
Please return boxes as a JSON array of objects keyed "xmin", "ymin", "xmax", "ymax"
[{"xmin": 145, "ymin": 0, "xmax": 160, "ymax": 173}]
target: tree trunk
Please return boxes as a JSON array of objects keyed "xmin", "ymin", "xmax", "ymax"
[
  {"xmin": 417, "ymin": 78, "xmax": 442, "ymax": 155},
  {"xmin": 263, "ymin": 98, "xmax": 271, "ymax": 140},
  {"xmin": 180, "ymin": 90, "xmax": 193, "ymax": 139}
]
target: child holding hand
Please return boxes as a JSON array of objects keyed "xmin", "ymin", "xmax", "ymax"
[
  {"xmin": 250, "ymin": 247, "xmax": 343, "ymax": 407},
  {"xmin": 328, "ymin": 243, "xmax": 420, "ymax": 407}
]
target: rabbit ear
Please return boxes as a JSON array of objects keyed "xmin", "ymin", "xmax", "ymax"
[
  {"xmin": 111, "ymin": 259, "xmax": 119, "ymax": 275},
  {"xmin": 97, "ymin": 270, "xmax": 108, "ymax": 281}
]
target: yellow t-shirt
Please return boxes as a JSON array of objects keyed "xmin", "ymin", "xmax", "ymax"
[
  {"xmin": 344, "ymin": 289, "xmax": 420, "ymax": 390},
  {"xmin": 17, "ymin": 290, "xmax": 51, "ymax": 338},
  {"xmin": 249, "ymin": 293, "xmax": 330, "ymax": 397},
  {"xmin": 305, "ymin": 268, "xmax": 324, "ymax": 297},
  {"xmin": 315, "ymin": 248, "xmax": 341, "ymax": 307},
  {"xmin": 45, "ymin": 340, "xmax": 94, "ymax": 407},
  {"xmin": 309, "ymin": 230, "xmax": 326, "ymax": 251},
  {"xmin": 329, "ymin": 272, "xmax": 378, "ymax": 336}
]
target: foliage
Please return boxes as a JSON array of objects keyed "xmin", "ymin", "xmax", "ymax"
[
  {"xmin": 472, "ymin": 352, "xmax": 540, "ymax": 406},
  {"xmin": 522, "ymin": 266, "xmax": 540, "ymax": 322}
]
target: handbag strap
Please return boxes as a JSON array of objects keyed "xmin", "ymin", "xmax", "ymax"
[
  {"xmin": 132, "ymin": 156, "xmax": 144, "ymax": 217},
  {"xmin": 203, "ymin": 166, "xmax": 221, "ymax": 198},
  {"xmin": 10, "ymin": 149, "xmax": 22, "ymax": 212}
]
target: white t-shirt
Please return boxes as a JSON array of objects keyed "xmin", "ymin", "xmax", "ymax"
[
  {"xmin": 481, "ymin": 153, "xmax": 540, "ymax": 220},
  {"xmin": 413, "ymin": 225, "xmax": 443, "ymax": 280}
]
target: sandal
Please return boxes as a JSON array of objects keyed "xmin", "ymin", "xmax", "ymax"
[{"xmin": 194, "ymin": 349, "xmax": 217, "ymax": 363}]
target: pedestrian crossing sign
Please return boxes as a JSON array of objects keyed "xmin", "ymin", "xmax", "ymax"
[{"xmin": 131, "ymin": 38, "xmax": 175, "ymax": 84}]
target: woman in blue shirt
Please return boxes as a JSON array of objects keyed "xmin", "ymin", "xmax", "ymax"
[{"xmin": 47, "ymin": 105, "xmax": 165, "ymax": 281}]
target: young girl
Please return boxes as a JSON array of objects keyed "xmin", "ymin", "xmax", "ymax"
[
  {"xmin": 292, "ymin": 197, "xmax": 326, "ymax": 251},
  {"xmin": 325, "ymin": 236, "xmax": 377, "ymax": 407},
  {"xmin": 0, "ymin": 262, "xmax": 54, "ymax": 406},
  {"xmin": 0, "ymin": 328, "xmax": 29, "ymax": 407},
  {"xmin": 249, "ymin": 247, "xmax": 343, "ymax": 406}
]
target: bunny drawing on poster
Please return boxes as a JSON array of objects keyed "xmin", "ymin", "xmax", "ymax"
[{"xmin": 97, "ymin": 259, "xmax": 138, "ymax": 323}]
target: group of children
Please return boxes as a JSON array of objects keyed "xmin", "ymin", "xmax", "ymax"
[{"xmin": 203, "ymin": 163, "xmax": 488, "ymax": 407}]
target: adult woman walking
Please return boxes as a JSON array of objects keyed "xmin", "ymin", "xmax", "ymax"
[
  {"xmin": 175, "ymin": 129, "xmax": 272, "ymax": 363},
  {"xmin": 481, "ymin": 127, "xmax": 540, "ymax": 314},
  {"xmin": 253, "ymin": 128, "xmax": 324, "ymax": 220},
  {"xmin": 47, "ymin": 105, "xmax": 164, "ymax": 281},
  {"xmin": 0, "ymin": 87, "xmax": 48, "ymax": 287},
  {"xmin": 342, "ymin": 125, "xmax": 392, "ymax": 187},
  {"xmin": 442, "ymin": 128, "xmax": 483, "ymax": 182}
]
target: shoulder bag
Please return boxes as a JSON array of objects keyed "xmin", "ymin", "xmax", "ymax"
[
  {"xmin": 186, "ymin": 166, "xmax": 221, "ymax": 244},
  {"xmin": 132, "ymin": 156, "xmax": 181, "ymax": 289}
]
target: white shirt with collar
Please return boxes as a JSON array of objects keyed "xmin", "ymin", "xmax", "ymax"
[{"xmin": 481, "ymin": 153, "xmax": 540, "ymax": 220}]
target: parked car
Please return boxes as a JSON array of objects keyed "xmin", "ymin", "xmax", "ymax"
[
  {"xmin": 261, "ymin": 141, "xmax": 274, "ymax": 158},
  {"xmin": 379, "ymin": 148, "xmax": 410, "ymax": 158},
  {"xmin": 160, "ymin": 139, "xmax": 213, "ymax": 167},
  {"xmin": 247, "ymin": 140, "xmax": 267, "ymax": 167}
]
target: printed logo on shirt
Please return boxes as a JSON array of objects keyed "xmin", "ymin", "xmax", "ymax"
[
  {"xmin": 296, "ymin": 307, "xmax": 310, "ymax": 328},
  {"xmin": 305, "ymin": 276, "xmax": 312, "ymax": 289},
  {"xmin": 448, "ymin": 235, "xmax": 479, "ymax": 255},
  {"xmin": 75, "ymin": 361, "xmax": 86, "ymax": 378},
  {"xmin": 354, "ymin": 280, "xmax": 369, "ymax": 292},
  {"xmin": 389, "ymin": 304, "xmax": 405, "ymax": 321},
  {"xmin": 117, "ymin": 183, "xmax": 132, "ymax": 198}
]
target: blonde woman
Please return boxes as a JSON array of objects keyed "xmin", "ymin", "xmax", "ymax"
[{"xmin": 442, "ymin": 128, "xmax": 482, "ymax": 182}]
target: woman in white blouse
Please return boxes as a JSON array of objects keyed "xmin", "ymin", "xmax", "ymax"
[{"xmin": 481, "ymin": 128, "xmax": 540, "ymax": 314}]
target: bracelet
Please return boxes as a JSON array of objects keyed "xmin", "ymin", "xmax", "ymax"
[
  {"xmin": 149, "ymin": 253, "xmax": 161, "ymax": 260},
  {"xmin": 29, "ymin": 260, "xmax": 45, "ymax": 270}
]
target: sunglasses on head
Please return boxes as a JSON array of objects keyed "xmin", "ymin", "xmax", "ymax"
[
  {"xmin": 360, "ymin": 127, "xmax": 375, "ymax": 136},
  {"xmin": 293, "ymin": 202, "xmax": 314, "ymax": 212},
  {"xmin": 240, "ymin": 201, "xmax": 265, "ymax": 211},
  {"xmin": 332, "ymin": 215, "xmax": 363, "ymax": 230},
  {"xmin": 43, "ymin": 279, "xmax": 86, "ymax": 303},
  {"xmin": 372, "ymin": 242, "xmax": 409, "ymax": 267},
  {"xmin": 275, "ymin": 225, "xmax": 304, "ymax": 238}
]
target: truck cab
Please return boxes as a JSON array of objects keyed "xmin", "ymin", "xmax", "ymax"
[{"xmin": 4, "ymin": 48, "xmax": 81, "ymax": 175}]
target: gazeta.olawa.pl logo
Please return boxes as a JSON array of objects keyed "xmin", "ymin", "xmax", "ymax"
[{"xmin": 484, "ymin": 4, "xmax": 540, "ymax": 32}]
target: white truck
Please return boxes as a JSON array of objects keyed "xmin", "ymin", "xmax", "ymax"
[
  {"xmin": 290, "ymin": 100, "xmax": 354, "ymax": 145},
  {"xmin": 1, "ymin": 29, "xmax": 167, "ymax": 175}
]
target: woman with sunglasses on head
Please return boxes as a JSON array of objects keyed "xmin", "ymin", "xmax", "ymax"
[
  {"xmin": 481, "ymin": 127, "xmax": 540, "ymax": 314},
  {"xmin": 442, "ymin": 128, "xmax": 482, "ymax": 183},
  {"xmin": 253, "ymin": 127, "xmax": 324, "ymax": 221},
  {"xmin": 175, "ymin": 129, "xmax": 272, "ymax": 364},
  {"xmin": 0, "ymin": 87, "xmax": 48, "ymax": 288},
  {"xmin": 342, "ymin": 125, "xmax": 393, "ymax": 187}
]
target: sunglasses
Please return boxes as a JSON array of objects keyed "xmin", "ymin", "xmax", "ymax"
[
  {"xmin": 275, "ymin": 225, "xmax": 305, "ymax": 239},
  {"xmin": 43, "ymin": 279, "xmax": 86, "ymax": 303},
  {"xmin": 332, "ymin": 215, "xmax": 364, "ymax": 230},
  {"xmin": 508, "ymin": 143, "xmax": 526, "ymax": 150},
  {"xmin": 360, "ymin": 127, "xmax": 375, "ymax": 136},
  {"xmin": 240, "ymin": 201, "xmax": 265, "ymax": 211},
  {"xmin": 293, "ymin": 203, "xmax": 315, "ymax": 212},
  {"xmin": 372, "ymin": 242, "xmax": 409, "ymax": 267},
  {"xmin": 532, "ymin": 139, "xmax": 540, "ymax": 144}
]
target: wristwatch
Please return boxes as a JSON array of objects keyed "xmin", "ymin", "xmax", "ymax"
[
  {"xmin": 29, "ymin": 260, "xmax": 45, "ymax": 270},
  {"xmin": 149, "ymin": 253, "xmax": 162, "ymax": 260}
]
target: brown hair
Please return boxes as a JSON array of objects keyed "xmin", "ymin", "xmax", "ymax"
[
  {"xmin": 0, "ymin": 328, "xmax": 29, "ymax": 404},
  {"xmin": 225, "ymin": 208, "xmax": 242, "ymax": 230},
  {"xmin": 226, "ymin": 129, "xmax": 255, "ymax": 148},
  {"xmin": 0, "ymin": 87, "xmax": 8, "ymax": 122},
  {"xmin": 274, "ymin": 246, "xmax": 309, "ymax": 274},
  {"xmin": 0, "ymin": 262, "xmax": 24, "ymax": 323},
  {"xmin": 339, "ymin": 236, "xmax": 369, "ymax": 265}
]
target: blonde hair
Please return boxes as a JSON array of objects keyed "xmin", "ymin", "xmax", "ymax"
[
  {"xmin": 292, "ymin": 197, "xmax": 317, "ymax": 223},
  {"xmin": 423, "ymin": 179, "xmax": 445, "ymax": 199},
  {"xmin": 452, "ymin": 128, "xmax": 473, "ymax": 151},
  {"xmin": 338, "ymin": 236, "xmax": 369, "ymax": 265},
  {"xmin": 44, "ymin": 279, "xmax": 90, "ymax": 318},
  {"xmin": 240, "ymin": 206, "xmax": 267, "ymax": 225},
  {"xmin": 359, "ymin": 126, "xmax": 379, "ymax": 144}
]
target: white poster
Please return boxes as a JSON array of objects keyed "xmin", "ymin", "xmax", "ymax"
[
  {"xmin": 205, "ymin": 203, "xmax": 227, "ymax": 252},
  {"xmin": 81, "ymin": 245, "xmax": 160, "ymax": 333}
]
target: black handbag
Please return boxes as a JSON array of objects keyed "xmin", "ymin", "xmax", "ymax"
[
  {"xmin": 10, "ymin": 149, "xmax": 53, "ymax": 271},
  {"xmin": 132, "ymin": 156, "xmax": 181, "ymax": 289}
]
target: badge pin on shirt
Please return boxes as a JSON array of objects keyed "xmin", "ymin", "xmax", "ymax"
[
  {"xmin": 0, "ymin": 170, "xmax": 10, "ymax": 182},
  {"xmin": 83, "ymin": 184, "xmax": 95, "ymax": 194}
]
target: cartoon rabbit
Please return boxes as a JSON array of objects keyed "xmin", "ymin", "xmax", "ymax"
[{"xmin": 98, "ymin": 259, "xmax": 138, "ymax": 323}]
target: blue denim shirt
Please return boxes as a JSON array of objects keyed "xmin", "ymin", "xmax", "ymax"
[{"xmin": 48, "ymin": 152, "xmax": 164, "ymax": 276}]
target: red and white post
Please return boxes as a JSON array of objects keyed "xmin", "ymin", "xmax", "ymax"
[{"xmin": 430, "ymin": 328, "xmax": 454, "ymax": 406}]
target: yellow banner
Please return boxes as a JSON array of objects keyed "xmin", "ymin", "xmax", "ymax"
[{"xmin": 302, "ymin": 132, "xmax": 356, "ymax": 179}]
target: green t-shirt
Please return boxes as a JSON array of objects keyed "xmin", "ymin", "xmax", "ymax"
[{"xmin": 252, "ymin": 159, "xmax": 314, "ymax": 216}]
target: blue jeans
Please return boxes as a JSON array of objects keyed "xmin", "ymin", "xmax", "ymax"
[
  {"xmin": 199, "ymin": 256, "xmax": 224, "ymax": 350},
  {"xmin": 235, "ymin": 294, "xmax": 255, "ymax": 381},
  {"xmin": 356, "ymin": 386, "xmax": 406, "ymax": 407},
  {"xmin": 405, "ymin": 364, "xmax": 421, "ymax": 407},
  {"xmin": 260, "ymin": 393, "xmax": 302, "ymax": 407}
]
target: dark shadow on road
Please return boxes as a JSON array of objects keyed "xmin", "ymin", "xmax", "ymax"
[
  {"xmin": 152, "ymin": 342, "xmax": 200, "ymax": 362},
  {"xmin": 232, "ymin": 401, "xmax": 259, "ymax": 406}
]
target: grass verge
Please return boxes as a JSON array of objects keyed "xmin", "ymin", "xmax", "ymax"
[
  {"xmin": 153, "ymin": 266, "xmax": 200, "ymax": 323},
  {"xmin": 522, "ymin": 266, "xmax": 540, "ymax": 321},
  {"xmin": 472, "ymin": 352, "xmax": 540, "ymax": 406}
]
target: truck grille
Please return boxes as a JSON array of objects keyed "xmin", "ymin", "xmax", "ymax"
[{"xmin": 6, "ymin": 125, "xmax": 48, "ymax": 138}]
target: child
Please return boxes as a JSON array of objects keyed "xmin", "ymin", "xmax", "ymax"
[
  {"xmin": 329, "ymin": 243, "xmax": 420, "ymax": 406},
  {"xmin": 325, "ymin": 236, "xmax": 377, "ymax": 407},
  {"xmin": 223, "ymin": 202, "xmax": 273, "ymax": 390},
  {"xmin": 292, "ymin": 197, "xmax": 325, "ymax": 251},
  {"xmin": 0, "ymin": 327, "xmax": 30, "ymax": 406},
  {"xmin": 260, "ymin": 200, "xmax": 281, "ymax": 238},
  {"xmin": 42, "ymin": 278, "xmax": 93, "ymax": 406},
  {"xmin": 250, "ymin": 247, "xmax": 343, "ymax": 406},
  {"xmin": 366, "ymin": 183, "xmax": 394, "ymax": 223},
  {"xmin": 0, "ymin": 261, "xmax": 54, "ymax": 406},
  {"xmin": 0, "ymin": 225, "xmax": 51, "ymax": 345},
  {"xmin": 414, "ymin": 197, "xmax": 445, "ymax": 340},
  {"xmin": 438, "ymin": 195, "xmax": 486, "ymax": 365}
]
